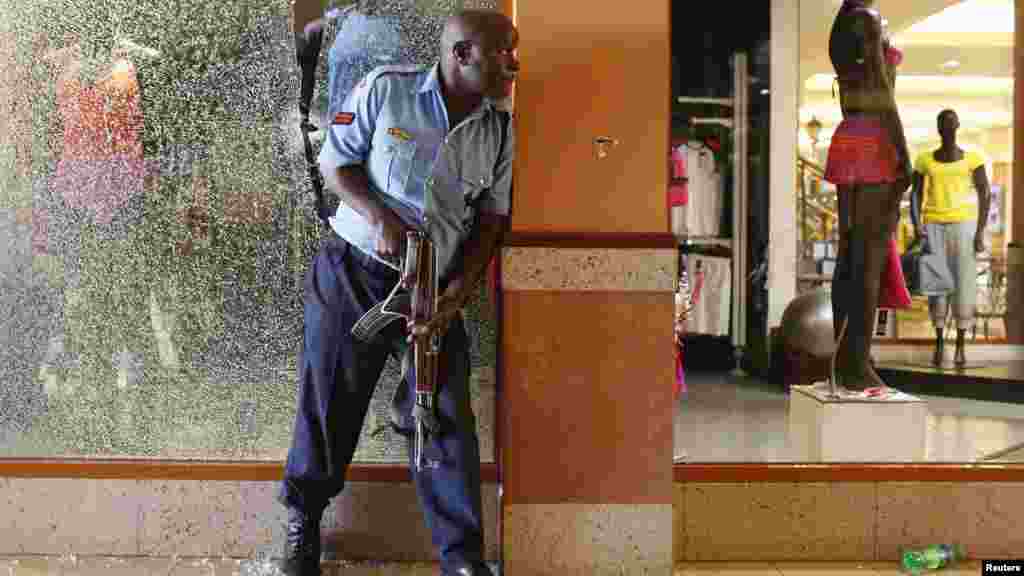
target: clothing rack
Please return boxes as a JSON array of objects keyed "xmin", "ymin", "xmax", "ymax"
[
  {"xmin": 690, "ymin": 118, "xmax": 734, "ymax": 129},
  {"xmin": 674, "ymin": 52, "xmax": 749, "ymax": 361}
]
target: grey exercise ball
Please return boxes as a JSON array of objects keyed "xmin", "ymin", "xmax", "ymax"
[{"xmin": 780, "ymin": 289, "xmax": 836, "ymax": 358}]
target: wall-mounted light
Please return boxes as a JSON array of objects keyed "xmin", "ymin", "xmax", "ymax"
[
  {"xmin": 805, "ymin": 116, "xmax": 823, "ymax": 146},
  {"xmin": 940, "ymin": 59, "xmax": 961, "ymax": 72}
]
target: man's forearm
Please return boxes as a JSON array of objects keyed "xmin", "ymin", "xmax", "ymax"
[
  {"xmin": 323, "ymin": 162, "xmax": 385, "ymax": 226},
  {"xmin": 446, "ymin": 216, "xmax": 505, "ymax": 305}
]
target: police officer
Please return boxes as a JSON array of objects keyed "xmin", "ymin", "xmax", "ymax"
[{"xmin": 278, "ymin": 10, "xmax": 519, "ymax": 576}]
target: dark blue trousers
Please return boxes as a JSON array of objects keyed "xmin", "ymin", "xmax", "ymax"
[{"xmin": 279, "ymin": 237, "xmax": 485, "ymax": 571}]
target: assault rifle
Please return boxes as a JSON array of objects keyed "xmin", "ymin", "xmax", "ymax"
[{"xmin": 351, "ymin": 231, "xmax": 443, "ymax": 471}]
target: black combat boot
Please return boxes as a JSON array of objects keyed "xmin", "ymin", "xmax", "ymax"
[
  {"xmin": 281, "ymin": 507, "xmax": 322, "ymax": 576},
  {"xmin": 954, "ymin": 329, "xmax": 967, "ymax": 368}
]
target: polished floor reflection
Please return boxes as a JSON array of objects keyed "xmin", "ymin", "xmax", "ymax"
[
  {"xmin": 674, "ymin": 370, "xmax": 1024, "ymax": 463},
  {"xmin": 0, "ymin": 557, "xmax": 990, "ymax": 575}
]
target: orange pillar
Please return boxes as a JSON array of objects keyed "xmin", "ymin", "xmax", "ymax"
[
  {"xmin": 1016, "ymin": 0, "xmax": 1024, "ymax": 245},
  {"xmin": 497, "ymin": 0, "xmax": 675, "ymax": 571},
  {"xmin": 1008, "ymin": 0, "xmax": 1024, "ymax": 343}
]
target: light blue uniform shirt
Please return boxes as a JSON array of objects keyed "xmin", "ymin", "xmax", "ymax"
[{"xmin": 318, "ymin": 64, "xmax": 514, "ymax": 279}]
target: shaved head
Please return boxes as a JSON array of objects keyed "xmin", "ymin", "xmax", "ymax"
[
  {"xmin": 441, "ymin": 10, "xmax": 512, "ymax": 59},
  {"xmin": 438, "ymin": 9, "xmax": 519, "ymax": 101}
]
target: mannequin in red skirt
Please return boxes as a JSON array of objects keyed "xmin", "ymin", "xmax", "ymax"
[{"xmin": 824, "ymin": 0, "xmax": 912, "ymax": 390}]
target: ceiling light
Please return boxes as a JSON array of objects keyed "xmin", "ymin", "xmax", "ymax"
[
  {"xmin": 941, "ymin": 60, "xmax": 961, "ymax": 71},
  {"xmin": 903, "ymin": 0, "xmax": 1015, "ymax": 35}
]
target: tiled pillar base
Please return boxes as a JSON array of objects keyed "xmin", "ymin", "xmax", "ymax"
[
  {"xmin": 504, "ymin": 504, "xmax": 673, "ymax": 575},
  {"xmin": 500, "ymin": 247, "xmax": 676, "ymax": 574}
]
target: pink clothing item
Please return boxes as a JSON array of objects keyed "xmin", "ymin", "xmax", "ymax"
[
  {"xmin": 824, "ymin": 116, "xmax": 901, "ymax": 185},
  {"xmin": 690, "ymin": 267, "xmax": 705, "ymax": 304},
  {"xmin": 669, "ymin": 184, "xmax": 688, "ymax": 207},
  {"xmin": 669, "ymin": 146, "xmax": 688, "ymax": 206},
  {"xmin": 885, "ymin": 46, "xmax": 903, "ymax": 67},
  {"xmin": 671, "ymin": 146, "xmax": 686, "ymax": 179},
  {"xmin": 879, "ymin": 235, "xmax": 912, "ymax": 310}
]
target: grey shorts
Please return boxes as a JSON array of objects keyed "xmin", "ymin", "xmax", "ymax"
[{"xmin": 924, "ymin": 221, "xmax": 977, "ymax": 329}]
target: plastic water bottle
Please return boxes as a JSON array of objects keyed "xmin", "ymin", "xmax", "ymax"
[{"xmin": 900, "ymin": 543, "xmax": 963, "ymax": 574}]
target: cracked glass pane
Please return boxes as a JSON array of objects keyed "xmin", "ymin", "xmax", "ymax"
[{"xmin": 0, "ymin": 0, "xmax": 497, "ymax": 461}]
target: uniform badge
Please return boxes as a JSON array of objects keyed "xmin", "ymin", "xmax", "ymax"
[
  {"xmin": 333, "ymin": 112, "xmax": 355, "ymax": 126},
  {"xmin": 387, "ymin": 127, "xmax": 413, "ymax": 141}
]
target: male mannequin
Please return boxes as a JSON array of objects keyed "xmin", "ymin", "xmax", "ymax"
[{"xmin": 910, "ymin": 109, "xmax": 991, "ymax": 367}]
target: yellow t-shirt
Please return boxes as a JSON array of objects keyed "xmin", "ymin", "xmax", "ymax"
[{"xmin": 914, "ymin": 149, "xmax": 985, "ymax": 223}]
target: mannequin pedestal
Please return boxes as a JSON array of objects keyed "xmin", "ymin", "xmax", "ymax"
[{"xmin": 787, "ymin": 383, "xmax": 928, "ymax": 462}]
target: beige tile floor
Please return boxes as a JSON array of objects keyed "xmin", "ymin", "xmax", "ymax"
[
  {"xmin": 0, "ymin": 557, "xmax": 441, "ymax": 575},
  {"xmin": 676, "ymin": 562, "xmax": 985, "ymax": 575},
  {"xmin": 0, "ymin": 558, "xmax": 990, "ymax": 575}
]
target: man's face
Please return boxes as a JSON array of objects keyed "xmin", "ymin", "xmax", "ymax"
[{"xmin": 462, "ymin": 19, "xmax": 519, "ymax": 100}]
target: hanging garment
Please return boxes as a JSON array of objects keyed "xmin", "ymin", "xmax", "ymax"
[
  {"xmin": 674, "ymin": 288, "xmax": 688, "ymax": 397},
  {"xmin": 685, "ymin": 254, "xmax": 731, "ymax": 336},
  {"xmin": 683, "ymin": 144, "xmax": 723, "ymax": 237}
]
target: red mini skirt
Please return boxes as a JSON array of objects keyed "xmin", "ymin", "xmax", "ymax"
[{"xmin": 823, "ymin": 116, "xmax": 900, "ymax": 185}]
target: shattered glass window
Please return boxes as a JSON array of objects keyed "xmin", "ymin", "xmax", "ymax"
[{"xmin": 0, "ymin": 0, "xmax": 498, "ymax": 461}]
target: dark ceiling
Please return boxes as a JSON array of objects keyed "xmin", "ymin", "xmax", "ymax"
[{"xmin": 672, "ymin": 0, "xmax": 772, "ymax": 98}]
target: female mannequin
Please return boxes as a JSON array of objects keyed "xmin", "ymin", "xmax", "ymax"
[{"xmin": 824, "ymin": 0, "xmax": 911, "ymax": 390}]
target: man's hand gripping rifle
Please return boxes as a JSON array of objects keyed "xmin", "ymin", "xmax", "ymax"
[{"xmin": 350, "ymin": 231, "xmax": 443, "ymax": 472}]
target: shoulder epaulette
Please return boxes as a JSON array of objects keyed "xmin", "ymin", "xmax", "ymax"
[{"xmin": 372, "ymin": 64, "xmax": 427, "ymax": 78}]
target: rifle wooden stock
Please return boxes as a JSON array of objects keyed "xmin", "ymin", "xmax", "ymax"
[
  {"xmin": 405, "ymin": 232, "xmax": 442, "ymax": 471},
  {"xmin": 348, "ymin": 232, "xmax": 442, "ymax": 470}
]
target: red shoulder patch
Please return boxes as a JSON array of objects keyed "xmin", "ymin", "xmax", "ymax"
[{"xmin": 333, "ymin": 112, "xmax": 355, "ymax": 126}]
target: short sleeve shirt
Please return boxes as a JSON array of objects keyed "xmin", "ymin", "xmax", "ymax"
[
  {"xmin": 318, "ymin": 64, "xmax": 514, "ymax": 278},
  {"xmin": 914, "ymin": 149, "xmax": 985, "ymax": 223}
]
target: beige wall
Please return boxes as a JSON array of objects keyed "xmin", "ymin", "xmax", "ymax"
[{"xmin": 769, "ymin": 0, "xmax": 800, "ymax": 329}]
